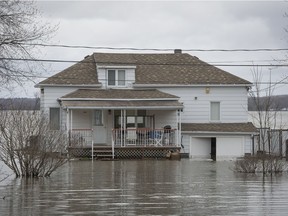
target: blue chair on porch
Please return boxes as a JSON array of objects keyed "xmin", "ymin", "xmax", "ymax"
[{"xmin": 149, "ymin": 131, "xmax": 163, "ymax": 146}]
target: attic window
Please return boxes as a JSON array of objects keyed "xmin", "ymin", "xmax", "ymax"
[{"xmin": 107, "ymin": 69, "xmax": 126, "ymax": 86}]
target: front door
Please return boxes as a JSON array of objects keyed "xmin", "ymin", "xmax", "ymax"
[
  {"xmin": 92, "ymin": 110, "xmax": 107, "ymax": 145},
  {"xmin": 211, "ymin": 137, "xmax": 216, "ymax": 161}
]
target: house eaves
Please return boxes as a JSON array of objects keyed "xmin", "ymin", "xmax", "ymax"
[
  {"xmin": 133, "ymin": 83, "xmax": 253, "ymax": 88},
  {"xmin": 35, "ymin": 84, "xmax": 102, "ymax": 88}
]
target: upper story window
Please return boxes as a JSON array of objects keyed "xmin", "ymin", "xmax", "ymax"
[
  {"xmin": 210, "ymin": 102, "xmax": 220, "ymax": 121},
  {"xmin": 108, "ymin": 69, "xmax": 126, "ymax": 87}
]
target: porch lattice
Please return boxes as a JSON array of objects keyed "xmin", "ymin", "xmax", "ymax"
[{"xmin": 67, "ymin": 147, "xmax": 181, "ymax": 159}]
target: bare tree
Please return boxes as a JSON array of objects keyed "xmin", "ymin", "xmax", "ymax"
[
  {"xmin": 0, "ymin": 0, "xmax": 56, "ymax": 90},
  {"xmin": 235, "ymin": 67, "xmax": 288, "ymax": 174},
  {"xmin": 0, "ymin": 109, "xmax": 68, "ymax": 177}
]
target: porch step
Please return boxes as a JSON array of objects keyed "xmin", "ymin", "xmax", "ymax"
[
  {"xmin": 96, "ymin": 154, "xmax": 114, "ymax": 157},
  {"xmin": 93, "ymin": 148, "xmax": 114, "ymax": 159},
  {"xmin": 93, "ymin": 150, "xmax": 113, "ymax": 153}
]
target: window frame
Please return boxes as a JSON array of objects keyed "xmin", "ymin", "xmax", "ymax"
[
  {"xmin": 210, "ymin": 101, "xmax": 221, "ymax": 122},
  {"xmin": 107, "ymin": 69, "xmax": 126, "ymax": 87},
  {"xmin": 49, "ymin": 107, "xmax": 60, "ymax": 130},
  {"xmin": 93, "ymin": 110, "xmax": 103, "ymax": 126}
]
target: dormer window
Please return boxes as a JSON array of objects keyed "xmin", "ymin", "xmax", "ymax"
[{"xmin": 108, "ymin": 69, "xmax": 126, "ymax": 86}]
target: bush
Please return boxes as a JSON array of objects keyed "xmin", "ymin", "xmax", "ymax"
[{"xmin": 233, "ymin": 155, "xmax": 288, "ymax": 174}]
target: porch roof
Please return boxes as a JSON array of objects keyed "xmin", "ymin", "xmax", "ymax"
[
  {"xmin": 60, "ymin": 89, "xmax": 179, "ymax": 99},
  {"xmin": 181, "ymin": 122, "xmax": 257, "ymax": 134},
  {"xmin": 59, "ymin": 89, "xmax": 183, "ymax": 110},
  {"xmin": 61, "ymin": 100, "xmax": 183, "ymax": 110}
]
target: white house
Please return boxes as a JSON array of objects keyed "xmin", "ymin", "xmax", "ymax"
[{"xmin": 36, "ymin": 50, "xmax": 257, "ymax": 160}]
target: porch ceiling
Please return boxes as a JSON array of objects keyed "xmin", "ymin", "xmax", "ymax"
[{"xmin": 61, "ymin": 100, "xmax": 183, "ymax": 110}]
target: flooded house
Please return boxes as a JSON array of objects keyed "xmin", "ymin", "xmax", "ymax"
[{"xmin": 35, "ymin": 50, "xmax": 257, "ymax": 160}]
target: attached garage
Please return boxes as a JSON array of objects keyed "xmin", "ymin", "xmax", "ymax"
[{"xmin": 182, "ymin": 122, "xmax": 257, "ymax": 161}]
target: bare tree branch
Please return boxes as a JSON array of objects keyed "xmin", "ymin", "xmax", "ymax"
[
  {"xmin": 0, "ymin": 100, "xmax": 68, "ymax": 178},
  {"xmin": 0, "ymin": 0, "xmax": 57, "ymax": 90}
]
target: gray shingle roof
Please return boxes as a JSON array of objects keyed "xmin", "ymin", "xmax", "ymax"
[
  {"xmin": 182, "ymin": 122, "xmax": 257, "ymax": 133},
  {"xmin": 39, "ymin": 55, "xmax": 100, "ymax": 85},
  {"xmin": 39, "ymin": 52, "xmax": 251, "ymax": 86}
]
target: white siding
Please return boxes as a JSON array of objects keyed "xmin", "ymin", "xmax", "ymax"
[
  {"xmin": 42, "ymin": 87, "xmax": 80, "ymax": 130},
  {"xmin": 43, "ymin": 87, "xmax": 79, "ymax": 112},
  {"xmin": 147, "ymin": 110, "xmax": 177, "ymax": 129},
  {"xmin": 71, "ymin": 110, "xmax": 92, "ymax": 129},
  {"xmin": 159, "ymin": 86, "xmax": 248, "ymax": 123}
]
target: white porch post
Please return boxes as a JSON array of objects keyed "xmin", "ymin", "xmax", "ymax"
[
  {"xmin": 66, "ymin": 108, "xmax": 70, "ymax": 146},
  {"xmin": 120, "ymin": 109, "xmax": 126, "ymax": 147},
  {"xmin": 176, "ymin": 109, "xmax": 182, "ymax": 147},
  {"xmin": 70, "ymin": 109, "xmax": 73, "ymax": 131}
]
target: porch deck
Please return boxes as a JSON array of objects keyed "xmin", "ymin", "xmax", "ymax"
[{"xmin": 67, "ymin": 128, "xmax": 180, "ymax": 159}]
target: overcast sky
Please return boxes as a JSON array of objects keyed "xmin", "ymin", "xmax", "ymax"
[{"xmin": 6, "ymin": 0, "xmax": 288, "ymax": 97}]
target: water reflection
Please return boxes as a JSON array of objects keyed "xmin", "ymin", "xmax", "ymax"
[{"xmin": 1, "ymin": 160, "xmax": 288, "ymax": 215}]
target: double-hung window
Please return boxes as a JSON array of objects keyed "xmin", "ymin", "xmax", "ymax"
[
  {"xmin": 210, "ymin": 102, "xmax": 220, "ymax": 121},
  {"xmin": 107, "ymin": 69, "xmax": 126, "ymax": 87},
  {"xmin": 50, "ymin": 108, "xmax": 60, "ymax": 130}
]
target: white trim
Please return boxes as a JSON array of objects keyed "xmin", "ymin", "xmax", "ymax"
[
  {"xmin": 35, "ymin": 84, "xmax": 102, "ymax": 88},
  {"xmin": 210, "ymin": 101, "xmax": 221, "ymax": 122},
  {"xmin": 97, "ymin": 65, "xmax": 136, "ymax": 69},
  {"xmin": 182, "ymin": 131, "xmax": 257, "ymax": 135},
  {"xmin": 133, "ymin": 84, "xmax": 252, "ymax": 88}
]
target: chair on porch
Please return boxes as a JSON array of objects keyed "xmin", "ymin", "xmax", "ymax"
[{"xmin": 149, "ymin": 130, "xmax": 164, "ymax": 146}]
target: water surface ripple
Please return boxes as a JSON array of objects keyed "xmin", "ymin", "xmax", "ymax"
[{"xmin": 1, "ymin": 160, "xmax": 288, "ymax": 215}]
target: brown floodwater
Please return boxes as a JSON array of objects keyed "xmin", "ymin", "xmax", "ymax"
[{"xmin": 1, "ymin": 160, "xmax": 288, "ymax": 215}]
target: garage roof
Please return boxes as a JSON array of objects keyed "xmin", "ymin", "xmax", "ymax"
[{"xmin": 181, "ymin": 122, "xmax": 257, "ymax": 133}]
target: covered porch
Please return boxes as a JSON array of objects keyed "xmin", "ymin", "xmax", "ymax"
[{"xmin": 59, "ymin": 89, "xmax": 183, "ymax": 159}]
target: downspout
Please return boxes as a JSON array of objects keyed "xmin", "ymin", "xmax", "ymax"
[
  {"xmin": 176, "ymin": 110, "xmax": 179, "ymax": 146},
  {"xmin": 179, "ymin": 109, "xmax": 182, "ymax": 148}
]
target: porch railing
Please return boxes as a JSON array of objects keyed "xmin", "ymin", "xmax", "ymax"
[
  {"xmin": 112, "ymin": 128, "xmax": 177, "ymax": 147},
  {"xmin": 68, "ymin": 129, "xmax": 93, "ymax": 147},
  {"xmin": 68, "ymin": 128, "xmax": 95, "ymax": 159}
]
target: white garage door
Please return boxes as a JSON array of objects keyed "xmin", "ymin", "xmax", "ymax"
[{"xmin": 217, "ymin": 137, "xmax": 244, "ymax": 160}]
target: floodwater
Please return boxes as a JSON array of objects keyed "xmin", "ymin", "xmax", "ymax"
[{"xmin": 1, "ymin": 160, "xmax": 288, "ymax": 216}]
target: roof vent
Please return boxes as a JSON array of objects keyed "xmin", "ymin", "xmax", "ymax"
[{"xmin": 174, "ymin": 49, "xmax": 182, "ymax": 54}]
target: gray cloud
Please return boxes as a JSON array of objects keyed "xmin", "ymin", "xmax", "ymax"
[{"xmin": 4, "ymin": 0, "xmax": 288, "ymax": 97}]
